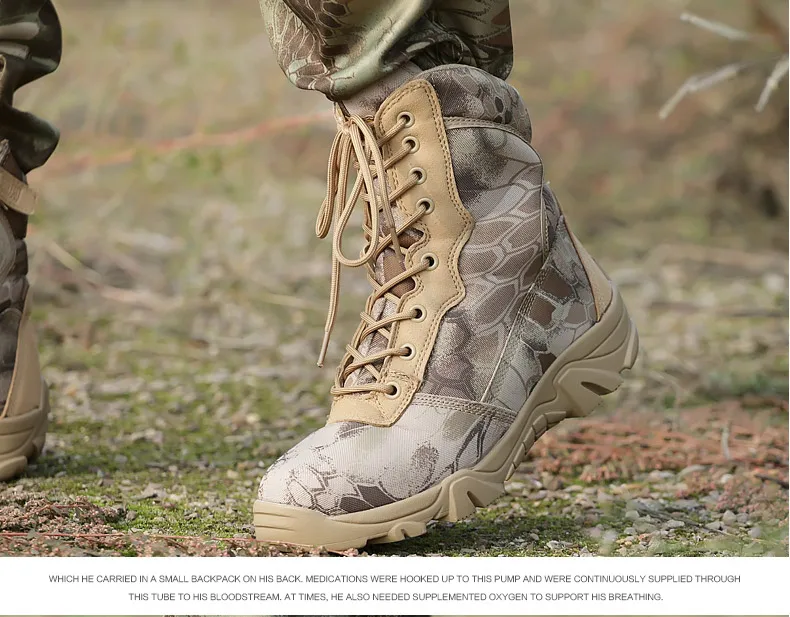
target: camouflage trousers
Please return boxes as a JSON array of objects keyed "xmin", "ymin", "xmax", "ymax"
[{"xmin": 1, "ymin": 0, "xmax": 512, "ymax": 172}]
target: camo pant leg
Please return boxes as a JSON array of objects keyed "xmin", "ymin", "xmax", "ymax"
[
  {"xmin": 260, "ymin": 0, "xmax": 512, "ymax": 99},
  {"xmin": 0, "ymin": 0, "xmax": 61, "ymax": 173}
]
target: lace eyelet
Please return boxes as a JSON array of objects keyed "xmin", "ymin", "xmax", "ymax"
[
  {"xmin": 403, "ymin": 136, "xmax": 420, "ymax": 153},
  {"xmin": 398, "ymin": 111, "xmax": 415, "ymax": 128},
  {"xmin": 411, "ymin": 305, "xmax": 427, "ymax": 322},
  {"xmin": 418, "ymin": 198, "xmax": 435, "ymax": 214},
  {"xmin": 422, "ymin": 253, "xmax": 438, "ymax": 270},
  {"xmin": 385, "ymin": 382, "xmax": 401, "ymax": 399},
  {"xmin": 411, "ymin": 167, "xmax": 426, "ymax": 184},
  {"xmin": 401, "ymin": 344, "xmax": 416, "ymax": 360}
]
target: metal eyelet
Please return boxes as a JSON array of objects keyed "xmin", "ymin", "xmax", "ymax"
[
  {"xmin": 401, "ymin": 344, "xmax": 416, "ymax": 360},
  {"xmin": 422, "ymin": 253, "xmax": 438, "ymax": 270},
  {"xmin": 411, "ymin": 167, "xmax": 426, "ymax": 184},
  {"xmin": 403, "ymin": 136, "xmax": 420, "ymax": 153},
  {"xmin": 385, "ymin": 382, "xmax": 401, "ymax": 399},
  {"xmin": 418, "ymin": 198, "xmax": 434, "ymax": 214},
  {"xmin": 411, "ymin": 305, "xmax": 427, "ymax": 322},
  {"xmin": 398, "ymin": 111, "xmax": 415, "ymax": 128}
]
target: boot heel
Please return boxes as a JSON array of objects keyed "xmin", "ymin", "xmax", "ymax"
[
  {"xmin": 0, "ymin": 382, "xmax": 49, "ymax": 481},
  {"xmin": 554, "ymin": 286, "xmax": 639, "ymax": 418}
]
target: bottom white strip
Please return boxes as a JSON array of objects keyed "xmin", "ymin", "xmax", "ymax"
[{"xmin": 2, "ymin": 556, "xmax": 787, "ymax": 615}]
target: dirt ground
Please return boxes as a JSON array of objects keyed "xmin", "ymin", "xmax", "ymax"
[{"xmin": 1, "ymin": 0, "xmax": 787, "ymax": 556}]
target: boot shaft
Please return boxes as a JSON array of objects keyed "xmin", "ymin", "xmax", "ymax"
[{"xmin": 325, "ymin": 64, "xmax": 603, "ymax": 424}]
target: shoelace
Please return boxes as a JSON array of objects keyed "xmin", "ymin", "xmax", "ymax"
[{"xmin": 316, "ymin": 108, "xmax": 432, "ymax": 396}]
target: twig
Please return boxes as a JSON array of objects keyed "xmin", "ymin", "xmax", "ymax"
[
  {"xmin": 680, "ymin": 12, "xmax": 756, "ymax": 41},
  {"xmin": 659, "ymin": 59, "xmax": 765, "ymax": 120},
  {"xmin": 661, "ymin": 7, "xmax": 789, "ymax": 119},
  {"xmin": 754, "ymin": 473, "xmax": 789, "ymax": 489},
  {"xmin": 756, "ymin": 55, "xmax": 789, "ymax": 111},
  {"xmin": 721, "ymin": 421, "xmax": 732, "ymax": 462},
  {"xmin": 37, "ymin": 111, "xmax": 333, "ymax": 177}
]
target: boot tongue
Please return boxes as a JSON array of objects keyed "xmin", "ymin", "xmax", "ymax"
[{"xmin": 341, "ymin": 62, "xmax": 421, "ymax": 117}]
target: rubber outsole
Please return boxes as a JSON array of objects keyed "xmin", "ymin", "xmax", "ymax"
[
  {"xmin": 0, "ymin": 382, "xmax": 50, "ymax": 482},
  {"xmin": 254, "ymin": 286, "xmax": 638, "ymax": 550}
]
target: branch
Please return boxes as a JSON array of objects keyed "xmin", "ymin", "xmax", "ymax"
[{"xmin": 756, "ymin": 54, "xmax": 790, "ymax": 111}]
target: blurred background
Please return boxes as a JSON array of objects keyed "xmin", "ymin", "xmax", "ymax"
[{"xmin": 1, "ymin": 0, "xmax": 786, "ymax": 556}]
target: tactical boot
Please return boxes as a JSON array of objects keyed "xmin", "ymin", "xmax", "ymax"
[
  {"xmin": 255, "ymin": 65, "xmax": 638, "ymax": 549},
  {"xmin": 0, "ymin": 139, "xmax": 49, "ymax": 481}
]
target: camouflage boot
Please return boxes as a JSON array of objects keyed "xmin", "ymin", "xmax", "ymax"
[
  {"xmin": 254, "ymin": 65, "xmax": 639, "ymax": 550},
  {"xmin": 0, "ymin": 137, "xmax": 48, "ymax": 481}
]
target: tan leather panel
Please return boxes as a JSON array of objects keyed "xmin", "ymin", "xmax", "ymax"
[
  {"xmin": 328, "ymin": 79, "xmax": 474, "ymax": 426},
  {"xmin": 0, "ymin": 296, "xmax": 43, "ymax": 419}
]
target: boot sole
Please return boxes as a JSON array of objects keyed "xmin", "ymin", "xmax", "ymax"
[
  {"xmin": 253, "ymin": 285, "xmax": 638, "ymax": 551},
  {"xmin": 0, "ymin": 381, "xmax": 50, "ymax": 482}
]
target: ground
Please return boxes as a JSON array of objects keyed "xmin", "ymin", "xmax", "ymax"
[{"xmin": 0, "ymin": 0, "xmax": 787, "ymax": 556}]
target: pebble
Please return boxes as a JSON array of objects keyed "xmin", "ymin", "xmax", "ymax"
[
  {"xmin": 719, "ymin": 473, "xmax": 734, "ymax": 485},
  {"xmin": 635, "ymin": 522, "xmax": 657, "ymax": 534},
  {"xmin": 596, "ymin": 491, "xmax": 613, "ymax": 503},
  {"xmin": 664, "ymin": 519, "xmax": 685, "ymax": 529},
  {"xmin": 624, "ymin": 527, "xmax": 636, "ymax": 535},
  {"xmin": 546, "ymin": 540, "xmax": 563, "ymax": 551},
  {"xmin": 625, "ymin": 510, "xmax": 640, "ymax": 520},
  {"xmin": 749, "ymin": 526, "xmax": 762, "ymax": 539},
  {"xmin": 705, "ymin": 521, "xmax": 722, "ymax": 531},
  {"xmin": 529, "ymin": 533, "xmax": 540, "ymax": 541},
  {"xmin": 543, "ymin": 476, "xmax": 562, "ymax": 491},
  {"xmin": 672, "ymin": 499, "xmax": 700, "ymax": 511},
  {"xmin": 721, "ymin": 510, "xmax": 737, "ymax": 525},
  {"xmin": 678, "ymin": 464, "xmax": 706, "ymax": 477},
  {"xmin": 125, "ymin": 510, "xmax": 138, "ymax": 522},
  {"xmin": 648, "ymin": 470, "xmax": 675, "ymax": 480}
]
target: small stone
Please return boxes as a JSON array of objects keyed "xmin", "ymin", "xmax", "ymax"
[
  {"xmin": 544, "ymin": 476, "xmax": 562, "ymax": 491},
  {"xmin": 125, "ymin": 510, "xmax": 137, "ymax": 522},
  {"xmin": 648, "ymin": 470, "xmax": 674, "ymax": 481},
  {"xmin": 671, "ymin": 499, "xmax": 700, "ymax": 511},
  {"xmin": 566, "ymin": 484, "xmax": 583, "ymax": 493},
  {"xmin": 705, "ymin": 521, "xmax": 722, "ymax": 531},
  {"xmin": 624, "ymin": 526, "xmax": 637, "ymax": 535},
  {"xmin": 665, "ymin": 519, "xmax": 685, "ymax": 529},
  {"xmin": 546, "ymin": 540, "xmax": 563, "ymax": 551},
  {"xmin": 719, "ymin": 473, "xmax": 734, "ymax": 485},
  {"xmin": 678, "ymin": 464, "xmax": 706, "ymax": 477},
  {"xmin": 722, "ymin": 510, "xmax": 737, "ymax": 525},
  {"xmin": 749, "ymin": 526, "xmax": 762, "ymax": 539},
  {"xmin": 506, "ymin": 481, "xmax": 525, "ymax": 493},
  {"xmin": 625, "ymin": 510, "xmax": 640, "ymax": 520},
  {"xmin": 531, "ymin": 490, "xmax": 548, "ymax": 500},
  {"xmin": 635, "ymin": 522, "xmax": 657, "ymax": 534},
  {"xmin": 529, "ymin": 533, "xmax": 540, "ymax": 541},
  {"xmin": 736, "ymin": 512, "xmax": 749, "ymax": 524},
  {"xmin": 596, "ymin": 491, "xmax": 613, "ymax": 503},
  {"xmin": 602, "ymin": 529, "xmax": 618, "ymax": 543}
]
